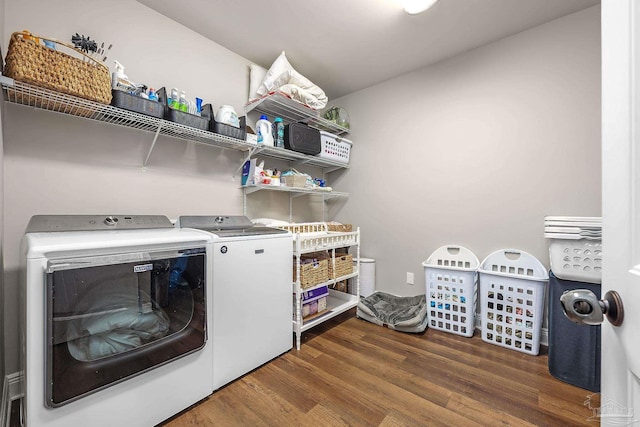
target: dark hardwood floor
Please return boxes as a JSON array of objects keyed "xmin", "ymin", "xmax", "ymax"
[{"xmin": 162, "ymin": 309, "xmax": 599, "ymax": 426}]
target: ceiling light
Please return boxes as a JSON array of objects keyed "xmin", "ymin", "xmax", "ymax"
[{"xmin": 400, "ymin": 0, "xmax": 439, "ymax": 15}]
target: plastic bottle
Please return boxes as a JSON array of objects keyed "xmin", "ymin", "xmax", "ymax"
[
  {"xmin": 179, "ymin": 91, "xmax": 188, "ymax": 112},
  {"xmin": 148, "ymin": 87, "xmax": 158, "ymax": 102},
  {"xmin": 170, "ymin": 88, "xmax": 180, "ymax": 109},
  {"xmin": 256, "ymin": 115, "xmax": 274, "ymax": 146},
  {"xmin": 274, "ymin": 117, "xmax": 285, "ymax": 148}
]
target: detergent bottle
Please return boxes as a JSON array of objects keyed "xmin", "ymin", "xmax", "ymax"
[{"xmin": 256, "ymin": 115, "xmax": 274, "ymax": 146}]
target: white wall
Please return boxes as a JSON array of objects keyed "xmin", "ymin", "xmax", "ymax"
[
  {"xmin": 330, "ymin": 6, "xmax": 601, "ymax": 297},
  {"xmin": 1, "ymin": 0, "xmax": 259, "ymax": 375}
]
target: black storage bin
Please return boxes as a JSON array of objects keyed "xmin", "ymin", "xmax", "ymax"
[
  {"xmin": 111, "ymin": 90, "xmax": 165, "ymax": 119},
  {"xmin": 284, "ymin": 123, "xmax": 321, "ymax": 155},
  {"xmin": 548, "ymin": 271, "xmax": 601, "ymax": 392},
  {"xmin": 156, "ymin": 87, "xmax": 209, "ymax": 131},
  {"xmin": 200, "ymin": 104, "xmax": 247, "ymax": 141}
]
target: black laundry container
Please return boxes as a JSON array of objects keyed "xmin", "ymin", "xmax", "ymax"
[{"xmin": 548, "ymin": 271, "xmax": 601, "ymax": 392}]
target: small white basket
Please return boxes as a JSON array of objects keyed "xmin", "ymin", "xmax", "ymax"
[
  {"xmin": 422, "ymin": 245, "xmax": 479, "ymax": 337},
  {"xmin": 318, "ymin": 131, "xmax": 351, "ymax": 164},
  {"xmin": 547, "ymin": 237, "xmax": 602, "ymax": 284},
  {"xmin": 478, "ymin": 249, "xmax": 548, "ymax": 356}
]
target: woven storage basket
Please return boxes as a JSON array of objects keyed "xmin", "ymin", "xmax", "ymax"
[
  {"xmin": 330, "ymin": 254, "xmax": 353, "ymax": 279},
  {"xmin": 331, "ymin": 280, "xmax": 348, "ymax": 293},
  {"xmin": 327, "ymin": 223, "xmax": 353, "ymax": 232},
  {"xmin": 283, "ymin": 174, "xmax": 307, "ymax": 188},
  {"xmin": 293, "ymin": 258, "xmax": 329, "ymax": 289},
  {"xmin": 4, "ymin": 31, "xmax": 112, "ymax": 104}
]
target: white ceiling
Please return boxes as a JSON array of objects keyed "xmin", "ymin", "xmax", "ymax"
[{"xmin": 138, "ymin": 0, "xmax": 600, "ymax": 100}]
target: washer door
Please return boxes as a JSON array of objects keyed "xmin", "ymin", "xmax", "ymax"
[{"xmin": 45, "ymin": 247, "xmax": 207, "ymax": 406}]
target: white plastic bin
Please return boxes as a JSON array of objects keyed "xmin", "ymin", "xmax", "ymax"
[
  {"xmin": 351, "ymin": 258, "xmax": 375, "ymax": 297},
  {"xmin": 478, "ymin": 249, "xmax": 549, "ymax": 356},
  {"xmin": 422, "ymin": 245, "xmax": 479, "ymax": 337},
  {"xmin": 544, "ymin": 216, "xmax": 602, "ymax": 284},
  {"xmin": 547, "ymin": 238, "xmax": 602, "ymax": 284},
  {"xmin": 318, "ymin": 130, "xmax": 352, "ymax": 164}
]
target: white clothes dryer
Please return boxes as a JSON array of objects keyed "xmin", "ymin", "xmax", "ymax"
[
  {"xmin": 21, "ymin": 215, "xmax": 214, "ymax": 427},
  {"xmin": 177, "ymin": 215, "xmax": 292, "ymax": 391}
]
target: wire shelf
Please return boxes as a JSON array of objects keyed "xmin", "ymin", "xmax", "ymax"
[
  {"xmin": 242, "ymin": 184, "xmax": 348, "ymax": 199},
  {"xmin": 1, "ymin": 76, "xmax": 351, "ymax": 170},
  {"xmin": 0, "ymin": 76, "xmax": 249, "ymax": 153},
  {"xmin": 245, "ymin": 92, "xmax": 350, "ymax": 136}
]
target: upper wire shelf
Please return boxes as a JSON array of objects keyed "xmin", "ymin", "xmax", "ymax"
[
  {"xmin": 0, "ymin": 76, "xmax": 249, "ymax": 156},
  {"xmin": 0, "ymin": 76, "xmax": 351, "ymax": 171},
  {"xmin": 245, "ymin": 92, "xmax": 350, "ymax": 136}
]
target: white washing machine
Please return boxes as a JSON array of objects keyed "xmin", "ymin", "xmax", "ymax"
[
  {"xmin": 21, "ymin": 215, "xmax": 214, "ymax": 427},
  {"xmin": 177, "ymin": 215, "xmax": 292, "ymax": 390}
]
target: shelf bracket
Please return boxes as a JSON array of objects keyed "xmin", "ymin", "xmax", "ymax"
[
  {"xmin": 143, "ymin": 123, "xmax": 163, "ymax": 167},
  {"xmin": 233, "ymin": 146, "xmax": 260, "ymax": 177}
]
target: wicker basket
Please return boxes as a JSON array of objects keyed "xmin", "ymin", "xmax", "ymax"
[
  {"xmin": 331, "ymin": 280, "xmax": 348, "ymax": 293},
  {"xmin": 327, "ymin": 223, "xmax": 353, "ymax": 232},
  {"xmin": 283, "ymin": 174, "xmax": 307, "ymax": 188},
  {"xmin": 294, "ymin": 258, "xmax": 329, "ymax": 289},
  {"xmin": 329, "ymin": 254, "xmax": 353, "ymax": 279},
  {"xmin": 4, "ymin": 31, "xmax": 112, "ymax": 104}
]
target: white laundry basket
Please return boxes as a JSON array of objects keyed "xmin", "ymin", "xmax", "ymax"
[
  {"xmin": 547, "ymin": 238, "xmax": 602, "ymax": 284},
  {"xmin": 422, "ymin": 245, "xmax": 479, "ymax": 337},
  {"xmin": 544, "ymin": 216, "xmax": 602, "ymax": 284},
  {"xmin": 479, "ymin": 249, "xmax": 549, "ymax": 356}
]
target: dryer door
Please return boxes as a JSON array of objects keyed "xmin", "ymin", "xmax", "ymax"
[{"xmin": 44, "ymin": 247, "xmax": 207, "ymax": 407}]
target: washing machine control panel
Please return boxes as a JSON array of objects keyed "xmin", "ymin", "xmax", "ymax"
[
  {"xmin": 26, "ymin": 215, "xmax": 174, "ymax": 232},
  {"xmin": 178, "ymin": 215, "xmax": 254, "ymax": 230}
]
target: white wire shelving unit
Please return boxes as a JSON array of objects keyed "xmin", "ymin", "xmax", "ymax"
[
  {"xmin": 0, "ymin": 76, "xmax": 250, "ymax": 167},
  {"xmin": 0, "ymin": 77, "xmax": 353, "ymax": 171}
]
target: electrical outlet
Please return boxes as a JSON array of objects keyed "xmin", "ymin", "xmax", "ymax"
[{"xmin": 406, "ymin": 272, "xmax": 414, "ymax": 285}]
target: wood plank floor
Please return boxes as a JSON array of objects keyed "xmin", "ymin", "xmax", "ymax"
[{"xmin": 161, "ymin": 309, "xmax": 600, "ymax": 426}]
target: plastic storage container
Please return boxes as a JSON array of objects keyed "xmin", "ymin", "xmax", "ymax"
[
  {"xmin": 545, "ymin": 216, "xmax": 602, "ymax": 284},
  {"xmin": 157, "ymin": 87, "xmax": 209, "ymax": 131},
  {"xmin": 422, "ymin": 245, "xmax": 479, "ymax": 337},
  {"xmin": 318, "ymin": 131, "xmax": 352, "ymax": 164},
  {"xmin": 111, "ymin": 90, "xmax": 164, "ymax": 119},
  {"xmin": 478, "ymin": 249, "xmax": 549, "ymax": 355},
  {"xmin": 547, "ymin": 239, "xmax": 602, "ymax": 284},
  {"xmin": 548, "ymin": 272, "xmax": 600, "ymax": 392},
  {"xmin": 200, "ymin": 104, "xmax": 247, "ymax": 140}
]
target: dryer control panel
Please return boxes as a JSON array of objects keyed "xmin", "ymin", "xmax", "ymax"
[{"xmin": 26, "ymin": 215, "xmax": 174, "ymax": 232}]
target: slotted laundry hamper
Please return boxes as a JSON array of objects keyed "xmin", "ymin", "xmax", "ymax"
[
  {"xmin": 478, "ymin": 249, "xmax": 548, "ymax": 355},
  {"xmin": 422, "ymin": 245, "xmax": 479, "ymax": 337}
]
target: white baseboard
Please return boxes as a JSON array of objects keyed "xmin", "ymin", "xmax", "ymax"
[{"xmin": 2, "ymin": 372, "xmax": 23, "ymax": 427}]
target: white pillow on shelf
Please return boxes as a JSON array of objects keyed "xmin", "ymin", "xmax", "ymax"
[
  {"xmin": 248, "ymin": 63, "xmax": 268, "ymax": 101},
  {"xmin": 256, "ymin": 51, "xmax": 328, "ymax": 109}
]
